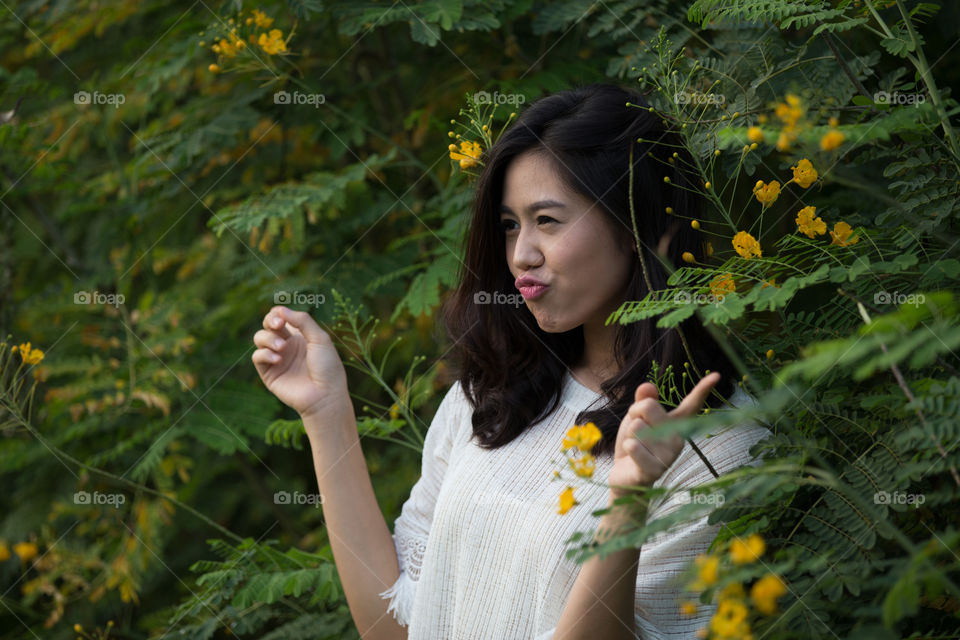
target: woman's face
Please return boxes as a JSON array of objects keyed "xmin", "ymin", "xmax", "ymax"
[{"xmin": 499, "ymin": 150, "xmax": 635, "ymax": 333}]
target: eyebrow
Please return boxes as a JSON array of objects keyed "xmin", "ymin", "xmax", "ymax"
[{"xmin": 499, "ymin": 199, "xmax": 567, "ymax": 216}]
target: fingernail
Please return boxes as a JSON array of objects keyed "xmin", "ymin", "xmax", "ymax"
[
  {"xmin": 272, "ymin": 317, "xmax": 281, "ymax": 327},
  {"xmin": 274, "ymin": 339, "xmax": 283, "ymax": 349}
]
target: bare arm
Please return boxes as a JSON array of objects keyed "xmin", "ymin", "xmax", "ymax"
[
  {"xmin": 552, "ymin": 492, "xmax": 642, "ymax": 640},
  {"xmin": 252, "ymin": 306, "xmax": 407, "ymax": 639},
  {"xmin": 303, "ymin": 401, "xmax": 408, "ymax": 640}
]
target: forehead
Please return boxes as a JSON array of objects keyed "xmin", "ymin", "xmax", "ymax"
[{"xmin": 501, "ymin": 151, "xmax": 572, "ymax": 205}]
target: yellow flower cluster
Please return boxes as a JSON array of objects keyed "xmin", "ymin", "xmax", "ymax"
[
  {"xmin": 449, "ymin": 140, "xmax": 483, "ymax": 170},
  {"xmin": 732, "ymin": 231, "xmax": 762, "ymax": 260},
  {"xmin": 206, "ymin": 8, "xmax": 288, "ymax": 74},
  {"xmin": 793, "ymin": 206, "xmax": 858, "ymax": 245},
  {"xmin": 258, "ymin": 29, "xmax": 287, "ymax": 55},
  {"xmin": 767, "ymin": 95, "xmax": 844, "ymax": 152},
  {"xmin": 820, "ymin": 117, "xmax": 845, "ymax": 152},
  {"xmin": 752, "ymin": 180, "xmax": 780, "ymax": 207},
  {"xmin": 556, "ymin": 422, "xmax": 603, "ymax": 514},
  {"xmin": 562, "ymin": 422, "xmax": 602, "ymax": 452},
  {"xmin": 11, "ymin": 341, "xmax": 44, "ymax": 365},
  {"xmin": 788, "ymin": 158, "xmax": 818, "ymax": 188},
  {"xmin": 773, "ymin": 94, "xmax": 805, "ymax": 151},
  {"xmin": 0, "ymin": 539, "xmax": 38, "ymax": 563},
  {"xmin": 683, "ymin": 534, "xmax": 789, "ymax": 639},
  {"xmin": 795, "ymin": 205, "xmax": 825, "ymax": 238},
  {"xmin": 709, "ymin": 273, "xmax": 736, "ymax": 299}
]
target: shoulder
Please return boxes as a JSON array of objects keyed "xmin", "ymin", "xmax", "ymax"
[{"xmin": 424, "ymin": 379, "xmax": 474, "ymax": 450}]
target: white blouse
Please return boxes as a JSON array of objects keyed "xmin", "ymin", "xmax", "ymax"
[{"xmin": 378, "ymin": 370, "xmax": 770, "ymax": 639}]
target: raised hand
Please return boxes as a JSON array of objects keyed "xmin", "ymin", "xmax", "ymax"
[
  {"xmin": 608, "ymin": 372, "xmax": 721, "ymax": 497},
  {"xmin": 252, "ymin": 306, "xmax": 351, "ymax": 428}
]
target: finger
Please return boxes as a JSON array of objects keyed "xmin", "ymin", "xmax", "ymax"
[
  {"xmin": 252, "ymin": 348, "xmax": 281, "ymax": 366},
  {"xmin": 635, "ymin": 382, "xmax": 658, "ymax": 403},
  {"xmin": 254, "ymin": 329, "xmax": 288, "ymax": 351},
  {"xmin": 263, "ymin": 308, "xmax": 293, "ymax": 339},
  {"xmin": 669, "ymin": 371, "xmax": 721, "ymax": 419},
  {"xmin": 269, "ymin": 306, "xmax": 327, "ymax": 343},
  {"xmin": 628, "ymin": 397, "xmax": 669, "ymax": 424}
]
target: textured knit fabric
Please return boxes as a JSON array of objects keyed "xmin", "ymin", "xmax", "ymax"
[{"xmin": 378, "ymin": 370, "xmax": 770, "ymax": 639}]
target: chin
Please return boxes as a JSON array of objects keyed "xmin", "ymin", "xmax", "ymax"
[{"xmin": 530, "ymin": 311, "xmax": 576, "ymax": 334}]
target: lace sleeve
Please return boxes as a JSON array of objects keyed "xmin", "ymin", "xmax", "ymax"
[{"xmin": 378, "ymin": 381, "xmax": 465, "ymax": 627}]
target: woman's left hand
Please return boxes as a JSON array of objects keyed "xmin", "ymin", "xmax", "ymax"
[{"xmin": 608, "ymin": 372, "xmax": 721, "ymax": 497}]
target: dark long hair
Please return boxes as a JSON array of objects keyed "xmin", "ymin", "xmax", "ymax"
[{"xmin": 439, "ymin": 82, "xmax": 738, "ymax": 457}]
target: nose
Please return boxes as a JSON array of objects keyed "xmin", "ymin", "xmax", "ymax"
[{"xmin": 509, "ymin": 225, "xmax": 544, "ymax": 272}]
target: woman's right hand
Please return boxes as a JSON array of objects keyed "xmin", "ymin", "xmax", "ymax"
[{"xmin": 252, "ymin": 306, "xmax": 350, "ymax": 424}]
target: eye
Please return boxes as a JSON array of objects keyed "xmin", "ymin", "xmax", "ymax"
[{"xmin": 498, "ymin": 216, "xmax": 556, "ymax": 232}]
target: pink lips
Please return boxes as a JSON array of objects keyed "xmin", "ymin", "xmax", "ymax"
[{"xmin": 515, "ymin": 275, "xmax": 549, "ymax": 300}]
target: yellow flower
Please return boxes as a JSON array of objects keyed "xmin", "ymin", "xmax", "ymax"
[
  {"xmin": 710, "ymin": 599, "xmax": 750, "ymax": 637},
  {"xmin": 766, "ymin": 349, "xmax": 774, "ymax": 360},
  {"xmin": 747, "ymin": 126, "xmax": 764, "ymax": 143},
  {"xmin": 569, "ymin": 453, "xmax": 595, "ymax": 478},
  {"xmin": 830, "ymin": 221, "xmax": 859, "ymax": 246},
  {"xmin": 450, "ymin": 140, "xmax": 482, "ymax": 170},
  {"xmin": 729, "ymin": 533, "xmax": 765, "ymax": 564},
  {"xmin": 73, "ymin": 624, "xmax": 82, "ymax": 633},
  {"xmin": 732, "ymin": 231, "xmax": 762, "ymax": 259},
  {"xmin": 13, "ymin": 541, "xmax": 38, "ymax": 563},
  {"xmin": 558, "ymin": 486, "xmax": 577, "ymax": 514},
  {"xmin": 208, "ymin": 63, "xmax": 220, "ymax": 73},
  {"xmin": 751, "ymin": 573, "xmax": 787, "ymax": 615},
  {"xmin": 562, "ymin": 422, "xmax": 602, "ymax": 452},
  {"xmin": 789, "ymin": 158, "xmax": 817, "ymax": 188},
  {"xmin": 774, "ymin": 93, "xmax": 805, "ymax": 128},
  {"xmin": 216, "ymin": 38, "xmax": 237, "ymax": 57},
  {"xmin": 820, "ymin": 129, "xmax": 845, "ymax": 151},
  {"xmin": 12, "ymin": 342, "xmax": 44, "ymax": 365},
  {"xmin": 0, "ymin": 541, "xmax": 9, "ymax": 562},
  {"xmin": 258, "ymin": 29, "xmax": 287, "ymax": 55},
  {"xmin": 389, "ymin": 403, "xmax": 400, "ymax": 420},
  {"xmin": 761, "ymin": 277, "xmax": 778, "ymax": 289},
  {"xmin": 691, "ymin": 220, "xmax": 700, "ymax": 230},
  {"xmin": 704, "ymin": 181, "xmax": 712, "ymax": 190},
  {"xmin": 252, "ymin": 9, "xmax": 274, "ymax": 28},
  {"xmin": 752, "ymin": 180, "xmax": 780, "ymax": 207},
  {"xmin": 703, "ymin": 241, "xmax": 714, "ymax": 257},
  {"xmin": 795, "ymin": 205, "xmax": 826, "ymax": 238},
  {"xmin": 682, "ymin": 251, "xmax": 695, "ymax": 263},
  {"xmin": 693, "ymin": 554, "xmax": 720, "ymax": 588},
  {"xmin": 776, "ymin": 130, "xmax": 795, "ymax": 152},
  {"xmin": 680, "ymin": 601, "xmax": 698, "ymax": 616},
  {"xmin": 709, "ymin": 274, "xmax": 735, "ymax": 299}
]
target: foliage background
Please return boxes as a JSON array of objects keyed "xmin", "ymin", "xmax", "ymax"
[{"xmin": 1, "ymin": 0, "xmax": 959, "ymax": 638}]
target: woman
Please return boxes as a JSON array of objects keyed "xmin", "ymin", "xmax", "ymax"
[{"xmin": 252, "ymin": 83, "xmax": 771, "ymax": 639}]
